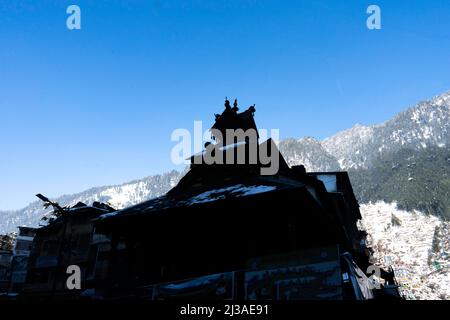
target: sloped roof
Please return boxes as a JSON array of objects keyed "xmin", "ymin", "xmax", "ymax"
[{"xmin": 97, "ymin": 181, "xmax": 292, "ymax": 221}]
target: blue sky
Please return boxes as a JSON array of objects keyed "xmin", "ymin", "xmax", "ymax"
[{"xmin": 1, "ymin": 0, "xmax": 450, "ymax": 210}]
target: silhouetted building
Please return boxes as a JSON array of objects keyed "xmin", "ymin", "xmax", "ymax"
[
  {"xmin": 22, "ymin": 202, "xmax": 114, "ymax": 299},
  {"xmin": 0, "ymin": 250, "xmax": 12, "ymax": 294},
  {"xmin": 13, "ymin": 227, "xmax": 36, "ymax": 255},
  {"xmin": 0, "ymin": 233, "xmax": 15, "ymax": 295},
  {"xmin": 8, "ymin": 227, "xmax": 37, "ymax": 294},
  {"xmin": 92, "ymin": 100, "xmax": 400, "ymax": 300}
]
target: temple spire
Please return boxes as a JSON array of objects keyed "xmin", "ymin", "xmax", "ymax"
[{"xmin": 211, "ymin": 97, "xmax": 258, "ymax": 146}]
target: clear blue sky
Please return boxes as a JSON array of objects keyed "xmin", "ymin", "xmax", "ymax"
[{"xmin": 1, "ymin": 0, "xmax": 450, "ymax": 210}]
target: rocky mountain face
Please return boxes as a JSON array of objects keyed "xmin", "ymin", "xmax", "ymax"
[
  {"xmin": 323, "ymin": 91, "xmax": 450, "ymax": 169},
  {"xmin": 278, "ymin": 137, "xmax": 341, "ymax": 172},
  {"xmin": 0, "ymin": 91, "xmax": 449, "ymax": 233}
]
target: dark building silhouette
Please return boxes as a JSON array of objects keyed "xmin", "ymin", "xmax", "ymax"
[
  {"xmin": 8, "ymin": 227, "xmax": 37, "ymax": 294},
  {"xmin": 11, "ymin": 100, "xmax": 400, "ymax": 300},
  {"xmin": 22, "ymin": 202, "xmax": 114, "ymax": 299},
  {"xmin": 0, "ymin": 233, "xmax": 15, "ymax": 295},
  {"xmin": 90, "ymin": 100, "xmax": 400, "ymax": 300},
  {"xmin": 0, "ymin": 250, "xmax": 12, "ymax": 294}
]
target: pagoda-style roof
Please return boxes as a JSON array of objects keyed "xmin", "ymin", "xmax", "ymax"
[
  {"xmin": 210, "ymin": 98, "xmax": 258, "ymax": 145},
  {"xmin": 94, "ymin": 100, "xmax": 363, "ymax": 257}
]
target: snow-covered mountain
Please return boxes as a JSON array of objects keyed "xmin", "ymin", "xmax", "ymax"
[
  {"xmin": 0, "ymin": 170, "xmax": 183, "ymax": 234},
  {"xmin": 278, "ymin": 137, "xmax": 341, "ymax": 172},
  {"xmin": 323, "ymin": 91, "xmax": 450, "ymax": 169},
  {"xmin": 0, "ymin": 91, "xmax": 449, "ymax": 234}
]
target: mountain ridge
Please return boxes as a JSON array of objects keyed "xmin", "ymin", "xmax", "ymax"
[{"xmin": 322, "ymin": 90, "xmax": 450, "ymax": 169}]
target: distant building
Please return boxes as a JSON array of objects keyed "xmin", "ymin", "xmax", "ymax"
[
  {"xmin": 13, "ymin": 227, "xmax": 36, "ymax": 255},
  {"xmin": 0, "ymin": 233, "xmax": 14, "ymax": 295},
  {"xmin": 0, "ymin": 250, "xmax": 12, "ymax": 294},
  {"xmin": 22, "ymin": 202, "xmax": 115, "ymax": 299},
  {"xmin": 8, "ymin": 227, "xmax": 38, "ymax": 294}
]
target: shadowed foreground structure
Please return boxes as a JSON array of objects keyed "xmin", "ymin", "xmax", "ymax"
[
  {"xmin": 16, "ymin": 100, "xmax": 401, "ymax": 300},
  {"xmin": 91, "ymin": 100, "xmax": 400, "ymax": 300}
]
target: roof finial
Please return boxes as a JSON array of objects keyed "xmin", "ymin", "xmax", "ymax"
[
  {"xmin": 224, "ymin": 97, "xmax": 231, "ymax": 110},
  {"xmin": 232, "ymin": 98, "xmax": 239, "ymax": 112}
]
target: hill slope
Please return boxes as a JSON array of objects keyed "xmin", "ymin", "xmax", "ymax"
[{"xmin": 349, "ymin": 147, "xmax": 450, "ymax": 219}]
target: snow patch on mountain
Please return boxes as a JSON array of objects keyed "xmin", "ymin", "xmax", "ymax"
[{"xmin": 322, "ymin": 124, "xmax": 375, "ymax": 169}]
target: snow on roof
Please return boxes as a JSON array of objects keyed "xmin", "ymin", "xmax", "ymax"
[
  {"xmin": 97, "ymin": 211, "xmax": 120, "ymax": 220},
  {"xmin": 98, "ymin": 184, "xmax": 278, "ymax": 220},
  {"xmin": 159, "ymin": 273, "xmax": 227, "ymax": 291},
  {"xmin": 186, "ymin": 184, "xmax": 277, "ymax": 205},
  {"xmin": 188, "ymin": 141, "xmax": 251, "ymax": 160}
]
